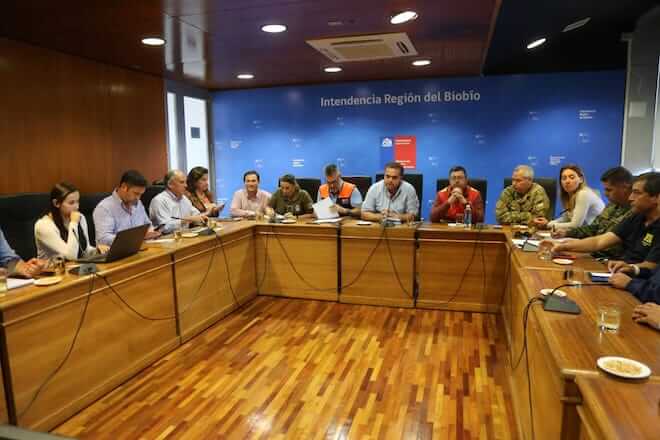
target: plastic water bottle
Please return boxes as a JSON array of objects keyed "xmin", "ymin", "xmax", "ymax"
[{"xmin": 464, "ymin": 203, "xmax": 472, "ymax": 228}]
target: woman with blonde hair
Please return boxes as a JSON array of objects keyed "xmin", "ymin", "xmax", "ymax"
[{"xmin": 534, "ymin": 164, "xmax": 604, "ymax": 229}]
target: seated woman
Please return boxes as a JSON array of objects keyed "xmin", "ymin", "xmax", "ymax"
[
  {"xmin": 34, "ymin": 182, "xmax": 108, "ymax": 260},
  {"xmin": 534, "ymin": 164, "xmax": 604, "ymax": 230},
  {"xmin": 186, "ymin": 166, "xmax": 223, "ymax": 217}
]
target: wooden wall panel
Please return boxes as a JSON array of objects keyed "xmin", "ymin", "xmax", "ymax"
[{"xmin": 0, "ymin": 37, "xmax": 167, "ymax": 194}]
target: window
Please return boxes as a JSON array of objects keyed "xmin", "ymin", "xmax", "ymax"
[{"xmin": 165, "ymin": 81, "xmax": 214, "ymax": 191}]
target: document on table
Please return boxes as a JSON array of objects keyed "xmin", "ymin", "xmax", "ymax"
[
  {"xmin": 313, "ymin": 218, "xmax": 344, "ymax": 224},
  {"xmin": 147, "ymin": 238, "xmax": 176, "ymax": 244},
  {"xmin": 313, "ymin": 197, "xmax": 339, "ymax": 220},
  {"xmin": 7, "ymin": 278, "xmax": 35, "ymax": 290},
  {"xmin": 511, "ymin": 238, "xmax": 540, "ymax": 248}
]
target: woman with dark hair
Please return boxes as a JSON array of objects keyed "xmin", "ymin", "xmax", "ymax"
[
  {"xmin": 34, "ymin": 183, "xmax": 109, "ymax": 260},
  {"xmin": 185, "ymin": 166, "xmax": 223, "ymax": 216},
  {"xmin": 534, "ymin": 164, "xmax": 604, "ymax": 229}
]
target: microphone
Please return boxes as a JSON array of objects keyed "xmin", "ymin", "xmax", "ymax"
[
  {"xmin": 542, "ymin": 282, "xmax": 604, "ymax": 314},
  {"xmin": 381, "ymin": 193, "xmax": 394, "ymax": 227}
]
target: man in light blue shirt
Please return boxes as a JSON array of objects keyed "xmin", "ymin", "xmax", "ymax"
[
  {"xmin": 0, "ymin": 227, "xmax": 45, "ymax": 277},
  {"xmin": 149, "ymin": 170, "xmax": 207, "ymax": 234},
  {"xmin": 93, "ymin": 170, "xmax": 160, "ymax": 246},
  {"xmin": 362, "ymin": 162, "xmax": 419, "ymax": 222}
]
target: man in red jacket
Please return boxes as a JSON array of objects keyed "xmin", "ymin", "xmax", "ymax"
[{"xmin": 431, "ymin": 166, "xmax": 484, "ymax": 223}]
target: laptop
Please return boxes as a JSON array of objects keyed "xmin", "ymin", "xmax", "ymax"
[{"xmin": 77, "ymin": 224, "xmax": 150, "ymax": 264}]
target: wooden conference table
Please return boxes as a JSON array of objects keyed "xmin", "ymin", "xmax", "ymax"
[{"xmin": 0, "ymin": 219, "xmax": 656, "ymax": 438}]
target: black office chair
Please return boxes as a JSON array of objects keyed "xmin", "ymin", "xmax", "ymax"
[
  {"xmin": 294, "ymin": 178, "xmax": 322, "ymax": 200},
  {"xmin": 436, "ymin": 178, "xmax": 488, "ymax": 205},
  {"xmin": 0, "ymin": 193, "xmax": 50, "ymax": 260},
  {"xmin": 375, "ymin": 173, "xmax": 423, "ymax": 218},
  {"xmin": 503, "ymin": 177, "xmax": 557, "ymax": 218},
  {"xmin": 141, "ymin": 185, "xmax": 165, "ymax": 213},
  {"xmin": 342, "ymin": 176, "xmax": 372, "ymax": 199}
]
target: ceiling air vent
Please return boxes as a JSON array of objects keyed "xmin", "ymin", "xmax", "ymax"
[{"xmin": 306, "ymin": 32, "xmax": 418, "ymax": 62}]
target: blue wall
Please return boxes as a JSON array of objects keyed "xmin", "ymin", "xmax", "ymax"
[{"xmin": 212, "ymin": 71, "xmax": 625, "ymax": 223}]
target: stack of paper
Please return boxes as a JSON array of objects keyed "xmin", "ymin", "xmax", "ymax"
[{"xmin": 7, "ymin": 278, "xmax": 35, "ymax": 291}]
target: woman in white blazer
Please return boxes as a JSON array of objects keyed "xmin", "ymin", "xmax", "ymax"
[{"xmin": 34, "ymin": 182, "xmax": 108, "ymax": 260}]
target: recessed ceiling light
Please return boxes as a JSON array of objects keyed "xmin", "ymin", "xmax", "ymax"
[
  {"xmin": 141, "ymin": 37, "xmax": 165, "ymax": 47},
  {"xmin": 390, "ymin": 11, "xmax": 419, "ymax": 25},
  {"xmin": 563, "ymin": 17, "xmax": 591, "ymax": 33},
  {"xmin": 237, "ymin": 73, "xmax": 255, "ymax": 80},
  {"xmin": 261, "ymin": 24, "xmax": 287, "ymax": 33},
  {"xmin": 324, "ymin": 66, "xmax": 343, "ymax": 73},
  {"xmin": 412, "ymin": 59, "xmax": 431, "ymax": 67},
  {"xmin": 526, "ymin": 38, "xmax": 547, "ymax": 50}
]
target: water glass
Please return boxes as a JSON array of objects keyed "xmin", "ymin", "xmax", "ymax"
[
  {"xmin": 537, "ymin": 241, "xmax": 553, "ymax": 261},
  {"xmin": 597, "ymin": 304, "xmax": 621, "ymax": 333},
  {"xmin": 173, "ymin": 228, "xmax": 183, "ymax": 242},
  {"xmin": 0, "ymin": 268, "xmax": 7, "ymax": 294},
  {"xmin": 566, "ymin": 267, "xmax": 584, "ymax": 286},
  {"xmin": 49, "ymin": 256, "xmax": 66, "ymax": 276},
  {"xmin": 455, "ymin": 213, "xmax": 464, "ymax": 226}
]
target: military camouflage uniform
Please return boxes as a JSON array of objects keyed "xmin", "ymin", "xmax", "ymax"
[
  {"xmin": 495, "ymin": 183, "xmax": 551, "ymax": 225},
  {"xmin": 566, "ymin": 203, "xmax": 632, "ymax": 259}
]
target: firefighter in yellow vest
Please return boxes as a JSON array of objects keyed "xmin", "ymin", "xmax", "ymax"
[{"xmin": 317, "ymin": 164, "xmax": 363, "ymax": 217}]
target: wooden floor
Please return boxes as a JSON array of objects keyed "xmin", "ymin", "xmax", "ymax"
[{"xmin": 53, "ymin": 297, "xmax": 518, "ymax": 440}]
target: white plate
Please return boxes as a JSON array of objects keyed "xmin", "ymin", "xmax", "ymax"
[
  {"xmin": 597, "ymin": 356, "xmax": 651, "ymax": 379},
  {"xmin": 539, "ymin": 288, "xmax": 567, "ymax": 297},
  {"xmin": 356, "ymin": 221, "xmax": 372, "ymax": 226},
  {"xmin": 281, "ymin": 219, "xmax": 297, "ymax": 224},
  {"xmin": 181, "ymin": 232, "xmax": 199, "ymax": 238},
  {"xmin": 34, "ymin": 276, "xmax": 63, "ymax": 286},
  {"xmin": 536, "ymin": 231, "xmax": 551, "ymax": 238},
  {"xmin": 552, "ymin": 258, "xmax": 574, "ymax": 265}
]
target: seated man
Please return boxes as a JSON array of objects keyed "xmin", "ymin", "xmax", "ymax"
[
  {"xmin": 93, "ymin": 170, "xmax": 161, "ymax": 246},
  {"xmin": 0, "ymin": 227, "xmax": 45, "ymax": 278},
  {"xmin": 549, "ymin": 172, "xmax": 660, "ymax": 274},
  {"xmin": 632, "ymin": 302, "xmax": 660, "ymax": 330},
  {"xmin": 230, "ymin": 170, "xmax": 271, "ymax": 218},
  {"xmin": 552, "ymin": 166, "xmax": 632, "ymax": 259},
  {"xmin": 266, "ymin": 174, "xmax": 314, "ymax": 219},
  {"xmin": 150, "ymin": 170, "xmax": 208, "ymax": 234},
  {"xmin": 317, "ymin": 164, "xmax": 362, "ymax": 218},
  {"xmin": 362, "ymin": 162, "xmax": 419, "ymax": 223},
  {"xmin": 431, "ymin": 166, "xmax": 484, "ymax": 223},
  {"xmin": 495, "ymin": 165, "xmax": 550, "ymax": 225}
]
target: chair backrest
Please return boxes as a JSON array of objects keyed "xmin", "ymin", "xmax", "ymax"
[
  {"xmin": 79, "ymin": 192, "xmax": 112, "ymax": 246},
  {"xmin": 436, "ymin": 178, "xmax": 488, "ymax": 205},
  {"xmin": 290, "ymin": 178, "xmax": 321, "ymax": 201},
  {"xmin": 342, "ymin": 176, "xmax": 372, "ymax": 199},
  {"xmin": 375, "ymin": 173, "xmax": 423, "ymax": 218},
  {"xmin": 141, "ymin": 185, "xmax": 166, "ymax": 213},
  {"xmin": 503, "ymin": 177, "xmax": 557, "ymax": 218},
  {"xmin": 0, "ymin": 193, "xmax": 50, "ymax": 260}
]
